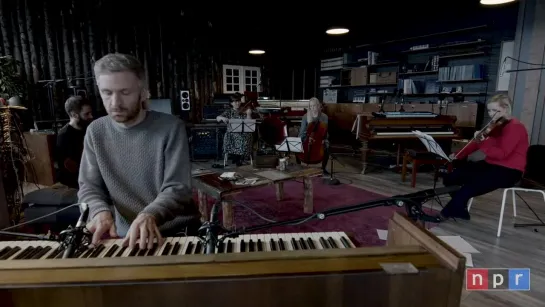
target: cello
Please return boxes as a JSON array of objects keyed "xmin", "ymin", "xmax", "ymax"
[{"xmin": 297, "ymin": 117, "xmax": 328, "ymax": 165}]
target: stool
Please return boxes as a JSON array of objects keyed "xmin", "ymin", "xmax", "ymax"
[{"xmin": 401, "ymin": 150, "xmax": 452, "ymax": 188}]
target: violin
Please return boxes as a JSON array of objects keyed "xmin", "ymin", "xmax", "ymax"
[
  {"xmin": 455, "ymin": 116, "xmax": 510, "ymax": 159},
  {"xmin": 296, "ymin": 117, "xmax": 328, "ymax": 165}
]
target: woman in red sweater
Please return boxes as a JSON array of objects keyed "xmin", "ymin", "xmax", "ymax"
[{"xmin": 436, "ymin": 94, "xmax": 529, "ymax": 222}]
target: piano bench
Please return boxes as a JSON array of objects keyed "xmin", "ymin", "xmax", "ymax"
[{"xmin": 401, "ymin": 150, "xmax": 452, "ymax": 188}]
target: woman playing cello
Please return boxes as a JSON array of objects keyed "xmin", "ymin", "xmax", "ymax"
[
  {"xmin": 297, "ymin": 97, "xmax": 330, "ymax": 175},
  {"xmin": 434, "ymin": 94, "xmax": 529, "ymax": 222}
]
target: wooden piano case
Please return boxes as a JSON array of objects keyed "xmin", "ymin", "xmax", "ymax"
[{"xmin": 0, "ymin": 213, "xmax": 466, "ymax": 307}]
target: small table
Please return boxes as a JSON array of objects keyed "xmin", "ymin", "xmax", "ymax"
[{"xmin": 192, "ymin": 165, "xmax": 323, "ymax": 229}]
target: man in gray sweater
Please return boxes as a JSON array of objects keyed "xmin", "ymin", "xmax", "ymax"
[{"xmin": 78, "ymin": 53, "xmax": 199, "ymax": 250}]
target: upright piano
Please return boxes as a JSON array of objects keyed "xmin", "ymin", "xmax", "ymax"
[
  {"xmin": 352, "ymin": 112, "xmax": 461, "ymax": 174},
  {"xmin": 0, "ymin": 213, "xmax": 465, "ymax": 307}
]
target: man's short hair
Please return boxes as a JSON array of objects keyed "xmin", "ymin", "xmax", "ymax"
[
  {"xmin": 65, "ymin": 96, "xmax": 90, "ymax": 116},
  {"xmin": 93, "ymin": 53, "xmax": 147, "ymax": 87}
]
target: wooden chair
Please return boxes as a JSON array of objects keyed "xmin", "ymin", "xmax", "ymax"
[{"xmin": 401, "ymin": 149, "xmax": 452, "ymax": 188}]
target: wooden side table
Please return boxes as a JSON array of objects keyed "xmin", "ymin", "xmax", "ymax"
[{"xmin": 401, "ymin": 150, "xmax": 452, "ymax": 188}]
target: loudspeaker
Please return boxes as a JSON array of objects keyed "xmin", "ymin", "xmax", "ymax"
[{"xmin": 180, "ymin": 90, "xmax": 190, "ymax": 111}]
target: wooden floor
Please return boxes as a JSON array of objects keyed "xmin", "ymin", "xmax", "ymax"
[{"xmin": 195, "ymin": 155, "xmax": 545, "ymax": 307}]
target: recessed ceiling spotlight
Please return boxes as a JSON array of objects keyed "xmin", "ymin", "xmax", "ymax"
[
  {"xmin": 249, "ymin": 49, "xmax": 265, "ymax": 55},
  {"xmin": 326, "ymin": 27, "xmax": 349, "ymax": 35},
  {"xmin": 480, "ymin": 0, "xmax": 516, "ymax": 5}
]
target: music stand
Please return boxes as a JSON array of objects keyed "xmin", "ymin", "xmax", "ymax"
[
  {"xmin": 412, "ymin": 130, "xmax": 452, "ymax": 206},
  {"xmin": 275, "ymin": 137, "xmax": 303, "ymax": 157},
  {"xmin": 223, "ymin": 119, "xmax": 257, "ymax": 167}
]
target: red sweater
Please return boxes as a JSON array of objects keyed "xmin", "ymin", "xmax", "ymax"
[{"xmin": 456, "ymin": 119, "xmax": 529, "ymax": 172}]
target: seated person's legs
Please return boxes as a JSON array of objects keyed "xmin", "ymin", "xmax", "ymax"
[{"xmin": 439, "ymin": 162, "xmax": 522, "ymax": 220}]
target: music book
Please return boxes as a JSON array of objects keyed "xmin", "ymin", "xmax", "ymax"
[
  {"xmin": 228, "ymin": 119, "xmax": 256, "ymax": 133},
  {"xmin": 411, "ymin": 130, "xmax": 450, "ymax": 161},
  {"xmin": 275, "ymin": 137, "xmax": 303, "ymax": 153}
]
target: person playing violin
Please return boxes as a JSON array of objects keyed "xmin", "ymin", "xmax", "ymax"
[
  {"xmin": 434, "ymin": 94, "xmax": 529, "ymax": 222},
  {"xmin": 297, "ymin": 97, "xmax": 330, "ymax": 174},
  {"xmin": 216, "ymin": 93, "xmax": 255, "ymax": 166}
]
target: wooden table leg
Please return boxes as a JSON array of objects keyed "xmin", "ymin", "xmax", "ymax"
[
  {"xmin": 303, "ymin": 177, "xmax": 313, "ymax": 214},
  {"xmin": 275, "ymin": 182, "xmax": 284, "ymax": 201},
  {"xmin": 411, "ymin": 160, "xmax": 419, "ymax": 188},
  {"xmin": 197, "ymin": 189, "xmax": 208, "ymax": 222},
  {"xmin": 222, "ymin": 200, "xmax": 234, "ymax": 229},
  {"xmin": 401, "ymin": 154, "xmax": 408, "ymax": 182}
]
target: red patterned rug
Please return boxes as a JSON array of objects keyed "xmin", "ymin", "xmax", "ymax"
[{"xmin": 194, "ymin": 178, "xmax": 438, "ymax": 247}]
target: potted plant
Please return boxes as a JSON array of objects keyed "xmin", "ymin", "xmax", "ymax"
[{"xmin": 0, "ymin": 56, "xmax": 24, "ymax": 105}]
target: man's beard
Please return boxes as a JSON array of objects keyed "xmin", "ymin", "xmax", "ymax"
[{"xmin": 110, "ymin": 96, "xmax": 143, "ymax": 123}]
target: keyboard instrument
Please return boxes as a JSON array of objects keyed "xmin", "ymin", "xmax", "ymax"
[
  {"xmin": 0, "ymin": 232, "xmax": 354, "ymax": 260},
  {"xmin": 0, "ymin": 213, "xmax": 466, "ymax": 307},
  {"xmin": 372, "ymin": 111, "xmax": 438, "ymax": 118}
]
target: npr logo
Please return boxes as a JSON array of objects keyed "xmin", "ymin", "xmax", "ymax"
[{"xmin": 466, "ymin": 268, "xmax": 530, "ymax": 291}]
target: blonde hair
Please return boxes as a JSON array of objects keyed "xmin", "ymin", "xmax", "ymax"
[
  {"xmin": 307, "ymin": 97, "xmax": 322, "ymax": 122},
  {"xmin": 488, "ymin": 94, "xmax": 512, "ymax": 116},
  {"xmin": 94, "ymin": 53, "xmax": 148, "ymax": 90}
]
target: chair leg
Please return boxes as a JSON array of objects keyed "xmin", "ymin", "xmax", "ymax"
[
  {"xmin": 224, "ymin": 153, "xmax": 227, "ymax": 167},
  {"xmin": 497, "ymin": 189, "xmax": 510, "ymax": 237},
  {"xmin": 411, "ymin": 161, "xmax": 418, "ymax": 188},
  {"xmin": 467, "ymin": 198, "xmax": 473, "ymax": 211},
  {"xmin": 512, "ymin": 189, "xmax": 517, "ymax": 217}
]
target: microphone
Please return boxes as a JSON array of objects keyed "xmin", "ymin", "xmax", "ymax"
[
  {"xmin": 205, "ymin": 202, "xmax": 221, "ymax": 254},
  {"xmin": 62, "ymin": 203, "xmax": 89, "ymax": 259}
]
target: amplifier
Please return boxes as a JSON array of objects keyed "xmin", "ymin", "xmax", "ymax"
[{"xmin": 190, "ymin": 126, "xmax": 226, "ymax": 161}]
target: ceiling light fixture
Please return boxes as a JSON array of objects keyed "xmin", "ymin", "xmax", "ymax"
[
  {"xmin": 480, "ymin": 0, "xmax": 516, "ymax": 5},
  {"xmin": 249, "ymin": 49, "xmax": 265, "ymax": 55},
  {"xmin": 326, "ymin": 27, "xmax": 349, "ymax": 35}
]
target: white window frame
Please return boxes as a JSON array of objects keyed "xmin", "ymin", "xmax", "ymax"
[{"xmin": 222, "ymin": 65, "xmax": 261, "ymax": 94}]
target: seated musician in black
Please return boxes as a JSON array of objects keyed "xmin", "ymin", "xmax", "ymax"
[
  {"xmin": 56, "ymin": 96, "xmax": 93, "ymax": 188},
  {"xmin": 297, "ymin": 97, "xmax": 330, "ymax": 174}
]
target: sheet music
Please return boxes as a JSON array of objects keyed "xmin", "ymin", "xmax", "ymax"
[
  {"xmin": 412, "ymin": 130, "xmax": 450, "ymax": 161},
  {"xmin": 275, "ymin": 137, "xmax": 303, "ymax": 153},
  {"xmin": 228, "ymin": 119, "xmax": 256, "ymax": 133}
]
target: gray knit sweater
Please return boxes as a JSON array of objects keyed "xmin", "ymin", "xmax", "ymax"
[{"xmin": 77, "ymin": 111, "xmax": 197, "ymax": 237}]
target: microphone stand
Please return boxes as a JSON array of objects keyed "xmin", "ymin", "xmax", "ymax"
[
  {"xmin": 201, "ymin": 201, "xmax": 224, "ymax": 254},
  {"xmin": 0, "ymin": 230, "xmax": 59, "ymax": 241},
  {"xmin": 218, "ymin": 186, "xmax": 461, "ymax": 243},
  {"xmin": 60, "ymin": 203, "xmax": 91, "ymax": 259},
  {"xmin": 323, "ymin": 152, "xmax": 340, "ymax": 185}
]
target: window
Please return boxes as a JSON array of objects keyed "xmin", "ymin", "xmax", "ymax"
[{"xmin": 223, "ymin": 65, "xmax": 261, "ymax": 94}]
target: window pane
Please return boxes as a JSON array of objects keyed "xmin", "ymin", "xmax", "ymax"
[
  {"xmin": 246, "ymin": 85, "xmax": 251, "ymax": 91},
  {"xmin": 234, "ymin": 85, "xmax": 239, "ymax": 91},
  {"xmin": 252, "ymin": 86, "xmax": 257, "ymax": 92},
  {"xmin": 252, "ymin": 70, "xmax": 257, "ymax": 77},
  {"xmin": 227, "ymin": 77, "xmax": 232, "ymax": 83},
  {"xmin": 245, "ymin": 77, "xmax": 250, "ymax": 84},
  {"xmin": 245, "ymin": 70, "xmax": 251, "ymax": 77},
  {"xmin": 233, "ymin": 70, "xmax": 239, "ymax": 76},
  {"xmin": 234, "ymin": 77, "xmax": 239, "ymax": 84},
  {"xmin": 226, "ymin": 68, "xmax": 232, "ymax": 75},
  {"xmin": 227, "ymin": 84, "xmax": 232, "ymax": 91}
]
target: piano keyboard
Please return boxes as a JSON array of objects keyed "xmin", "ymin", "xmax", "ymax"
[
  {"xmin": 0, "ymin": 232, "xmax": 354, "ymax": 260},
  {"xmin": 376, "ymin": 131, "xmax": 454, "ymax": 136}
]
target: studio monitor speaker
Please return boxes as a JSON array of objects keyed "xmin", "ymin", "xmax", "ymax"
[{"xmin": 181, "ymin": 90, "xmax": 190, "ymax": 111}]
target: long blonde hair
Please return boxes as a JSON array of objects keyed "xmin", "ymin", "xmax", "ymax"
[{"xmin": 306, "ymin": 97, "xmax": 322, "ymax": 122}]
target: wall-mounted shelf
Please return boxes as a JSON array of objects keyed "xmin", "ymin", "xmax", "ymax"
[
  {"xmin": 401, "ymin": 40, "xmax": 487, "ymax": 54},
  {"xmin": 404, "ymin": 92, "xmax": 485, "ymax": 97},
  {"xmin": 439, "ymin": 51, "xmax": 486, "ymax": 60},
  {"xmin": 438, "ymin": 78, "xmax": 486, "ymax": 83},
  {"xmin": 320, "ymin": 83, "xmax": 398, "ymax": 89},
  {"xmin": 399, "ymin": 70, "xmax": 438, "ymax": 77}
]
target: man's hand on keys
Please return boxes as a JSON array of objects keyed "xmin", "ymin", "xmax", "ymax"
[{"xmin": 122, "ymin": 213, "xmax": 164, "ymax": 250}]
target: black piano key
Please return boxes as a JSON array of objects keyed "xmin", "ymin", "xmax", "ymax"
[
  {"xmin": 319, "ymin": 237, "xmax": 330, "ymax": 249},
  {"xmin": 25, "ymin": 246, "xmax": 43, "ymax": 259},
  {"xmin": 115, "ymin": 246, "xmax": 127, "ymax": 257},
  {"xmin": 240, "ymin": 240, "xmax": 246, "ymax": 253},
  {"xmin": 248, "ymin": 240, "xmax": 255, "ymax": 252},
  {"xmin": 0, "ymin": 247, "xmax": 12, "ymax": 258},
  {"xmin": 46, "ymin": 248, "xmax": 62, "ymax": 259},
  {"xmin": 278, "ymin": 238, "xmax": 285, "ymax": 251},
  {"xmin": 137, "ymin": 248, "xmax": 147, "ymax": 256},
  {"xmin": 194, "ymin": 241, "xmax": 202, "ymax": 254},
  {"xmin": 171, "ymin": 242, "xmax": 181, "ymax": 255},
  {"xmin": 90, "ymin": 245, "xmax": 106, "ymax": 258},
  {"xmin": 327, "ymin": 237, "xmax": 338, "ymax": 248},
  {"xmin": 226, "ymin": 240, "xmax": 233, "ymax": 253},
  {"xmin": 161, "ymin": 243, "xmax": 172, "ymax": 256},
  {"xmin": 14, "ymin": 247, "xmax": 35, "ymax": 260},
  {"xmin": 298, "ymin": 238, "xmax": 308, "ymax": 250},
  {"xmin": 340, "ymin": 237, "xmax": 352, "ymax": 248},
  {"xmin": 79, "ymin": 247, "xmax": 95, "ymax": 258},
  {"xmin": 146, "ymin": 243, "xmax": 158, "ymax": 256},
  {"xmin": 128, "ymin": 248, "xmax": 139, "ymax": 257},
  {"xmin": 184, "ymin": 242, "xmax": 194, "ymax": 255},
  {"xmin": 104, "ymin": 245, "xmax": 119, "ymax": 258},
  {"xmin": 306, "ymin": 238, "xmax": 316, "ymax": 249},
  {"xmin": 269, "ymin": 239, "xmax": 277, "ymax": 251},
  {"xmin": 257, "ymin": 239, "xmax": 263, "ymax": 252},
  {"xmin": 33, "ymin": 246, "xmax": 52, "ymax": 259},
  {"xmin": 290, "ymin": 238, "xmax": 299, "ymax": 250},
  {"xmin": 217, "ymin": 242, "xmax": 225, "ymax": 253},
  {"xmin": 55, "ymin": 250, "xmax": 65, "ymax": 258}
]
